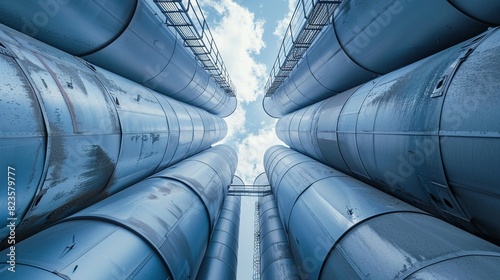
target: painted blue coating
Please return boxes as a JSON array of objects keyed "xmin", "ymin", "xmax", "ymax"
[
  {"xmin": 197, "ymin": 195, "xmax": 241, "ymax": 280},
  {"xmin": 264, "ymin": 146, "xmax": 500, "ymax": 279},
  {"xmin": 0, "ymin": 24, "xmax": 227, "ymax": 246},
  {"xmin": 263, "ymin": 0, "xmax": 493, "ymax": 117},
  {"xmin": 0, "ymin": 0, "xmax": 236, "ymax": 117},
  {"xmin": 259, "ymin": 194, "xmax": 299, "ymax": 280},
  {"xmin": 276, "ymin": 27, "xmax": 500, "ymax": 243},
  {"xmin": 0, "ymin": 145, "xmax": 237, "ymax": 279}
]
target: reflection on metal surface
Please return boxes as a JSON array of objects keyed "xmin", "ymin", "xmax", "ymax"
[
  {"xmin": 264, "ymin": 146, "xmax": 500, "ymax": 279},
  {"xmin": 0, "ymin": 23, "xmax": 227, "ymax": 246},
  {"xmin": 197, "ymin": 195, "xmax": 241, "ymax": 280},
  {"xmin": 0, "ymin": 0, "xmax": 236, "ymax": 116},
  {"xmin": 258, "ymin": 194, "xmax": 300, "ymax": 280},
  {"xmin": 263, "ymin": 0, "xmax": 493, "ymax": 117},
  {"xmin": 276, "ymin": 28, "xmax": 500, "ymax": 244},
  {"xmin": 0, "ymin": 145, "xmax": 237, "ymax": 279}
]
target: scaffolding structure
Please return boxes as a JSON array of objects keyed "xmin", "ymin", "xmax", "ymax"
[
  {"xmin": 264, "ymin": 0, "xmax": 342, "ymax": 96},
  {"xmin": 253, "ymin": 201, "xmax": 261, "ymax": 280},
  {"xmin": 153, "ymin": 0, "xmax": 236, "ymax": 96}
]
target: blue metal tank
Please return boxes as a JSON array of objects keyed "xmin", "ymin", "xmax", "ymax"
[
  {"xmin": 275, "ymin": 27, "xmax": 500, "ymax": 243},
  {"xmin": 264, "ymin": 146, "xmax": 500, "ymax": 279},
  {"xmin": 0, "ymin": 23, "xmax": 227, "ymax": 245},
  {"xmin": 263, "ymin": 0, "xmax": 498, "ymax": 117},
  {"xmin": 0, "ymin": 0, "xmax": 236, "ymax": 117},
  {"xmin": 196, "ymin": 195, "xmax": 241, "ymax": 280},
  {"xmin": 259, "ymin": 194, "xmax": 300, "ymax": 280},
  {"xmin": 0, "ymin": 145, "xmax": 237, "ymax": 279}
]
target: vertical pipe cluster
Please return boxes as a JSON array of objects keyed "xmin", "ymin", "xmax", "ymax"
[
  {"xmin": 0, "ymin": 145, "xmax": 237, "ymax": 279},
  {"xmin": 264, "ymin": 146, "xmax": 500, "ymax": 279},
  {"xmin": 263, "ymin": 0, "xmax": 499, "ymax": 117},
  {"xmin": 275, "ymin": 27, "xmax": 500, "ymax": 243},
  {"xmin": 197, "ymin": 195, "xmax": 241, "ymax": 280},
  {"xmin": 259, "ymin": 194, "xmax": 299, "ymax": 280},
  {"xmin": 0, "ymin": 0, "xmax": 236, "ymax": 116},
  {"xmin": 0, "ymin": 23, "xmax": 227, "ymax": 245}
]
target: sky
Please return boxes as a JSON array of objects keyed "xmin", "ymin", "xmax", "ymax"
[{"xmin": 198, "ymin": 0, "xmax": 296, "ymax": 279}]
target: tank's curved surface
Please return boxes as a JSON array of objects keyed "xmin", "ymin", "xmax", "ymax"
[
  {"xmin": 0, "ymin": 24, "xmax": 227, "ymax": 246},
  {"xmin": 264, "ymin": 146, "xmax": 500, "ymax": 279},
  {"xmin": 197, "ymin": 195, "xmax": 241, "ymax": 280},
  {"xmin": 0, "ymin": 145, "xmax": 237, "ymax": 279},
  {"xmin": 0, "ymin": 0, "xmax": 236, "ymax": 117},
  {"xmin": 259, "ymin": 194, "xmax": 300, "ymax": 280},
  {"xmin": 275, "ymin": 27, "xmax": 500, "ymax": 243},
  {"xmin": 263, "ymin": 0, "xmax": 494, "ymax": 117}
]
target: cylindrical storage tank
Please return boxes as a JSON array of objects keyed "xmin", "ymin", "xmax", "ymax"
[
  {"xmin": 0, "ymin": 24, "xmax": 121, "ymax": 244},
  {"xmin": 264, "ymin": 146, "xmax": 500, "ymax": 279},
  {"xmin": 0, "ymin": 23, "xmax": 227, "ymax": 247},
  {"xmin": 263, "ymin": 0, "xmax": 494, "ymax": 117},
  {"xmin": 0, "ymin": 0, "xmax": 137, "ymax": 56},
  {"xmin": 0, "ymin": 145, "xmax": 237, "ymax": 279},
  {"xmin": 0, "ymin": 0, "xmax": 236, "ymax": 117},
  {"xmin": 276, "ymin": 27, "xmax": 500, "ymax": 243},
  {"xmin": 196, "ymin": 195, "xmax": 241, "ymax": 280},
  {"xmin": 259, "ymin": 194, "xmax": 299, "ymax": 280},
  {"xmin": 152, "ymin": 145, "xmax": 238, "ymax": 229}
]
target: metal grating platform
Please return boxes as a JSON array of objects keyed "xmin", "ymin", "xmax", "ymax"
[
  {"xmin": 264, "ymin": 0, "xmax": 341, "ymax": 97},
  {"xmin": 154, "ymin": 0, "xmax": 236, "ymax": 96}
]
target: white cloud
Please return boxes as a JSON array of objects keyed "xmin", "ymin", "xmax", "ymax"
[
  {"xmin": 234, "ymin": 121, "xmax": 285, "ymax": 184},
  {"xmin": 221, "ymin": 104, "xmax": 246, "ymax": 142},
  {"xmin": 274, "ymin": 0, "xmax": 298, "ymax": 39},
  {"xmin": 200, "ymin": 0, "xmax": 267, "ymax": 103}
]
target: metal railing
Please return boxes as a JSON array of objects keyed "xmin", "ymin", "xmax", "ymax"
[
  {"xmin": 154, "ymin": 0, "xmax": 236, "ymax": 96},
  {"xmin": 264, "ymin": 0, "xmax": 341, "ymax": 96},
  {"xmin": 228, "ymin": 184, "xmax": 272, "ymax": 197}
]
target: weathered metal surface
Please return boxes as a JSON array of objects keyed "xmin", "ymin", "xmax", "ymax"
[
  {"xmin": 0, "ymin": 145, "xmax": 237, "ymax": 279},
  {"xmin": 264, "ymin": 146, "xmax": 500, "ymax": 279},
  {"xmin": 263, "ymin": 0, "xmax": 492, "ymax": 117},
  {"xmin": 276, "ymin": 28, "xmax": 500, "ymax": 243},
  {"xmin": 0, "ymin": 24, "xmax": 228, "ymax": 246}
]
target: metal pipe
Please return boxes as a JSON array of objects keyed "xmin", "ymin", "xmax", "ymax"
[
  {"xmin": 0, "ymin": 145, "xmax": 237, "ymax": 279},
  {"xmin": 264, "ymin": 146, "xmax": 500, "ymax": 279},
  {"xmin": 259, "ymin": 194, "xmax": 300, "ymax": 280},
  {"xmin": 0, "ymin": 0, "xmax": 236, "ymax": 117},
  {"xmin": 197, "ymin": 195, "xmax": 241, "ymax": 280},
  {"xmin": 276, "ymin": 27, "xmax": 500, "ymax": 243},
  {"xmin": 0, "ymin": 23, "xmax": 227, "ymax": 246},
  {"xmin": 263, "ymin": 0, "xmax": 495, "ymax": 117}
]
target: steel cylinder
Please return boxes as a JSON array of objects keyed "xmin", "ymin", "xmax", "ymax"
[
  {"xmin": 263, "ymin": 0, "xmax": 494, "ymax": 117},
  {"xmin": 0, "ymin": 145, "xmax": 237, "ymax": 279},
  {"xmin": 197, "ymin": 195, "xmax": 241, "ymax": 280},
  {"xmin": 264, "ymin": 146, "xmax": 500, "ymax": 279},
  {"xmin": 0, "ymin": 23, "xmax": 227, "ymax": 246},
  {"xmin": 276, "ymin": 27, "xmax": 500, "ymax": 243},
  {"xmin": 0, "ymin": 0, "xmax": 236, "ymax": 117},
  {"xmin": 259, "ymin": 194, "xmax": 300, "ymax": 280}
]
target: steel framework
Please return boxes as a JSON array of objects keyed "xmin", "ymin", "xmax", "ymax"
[{"xmin": 154, "ymin": 0, "xmax": 236, "ymax": 96}]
